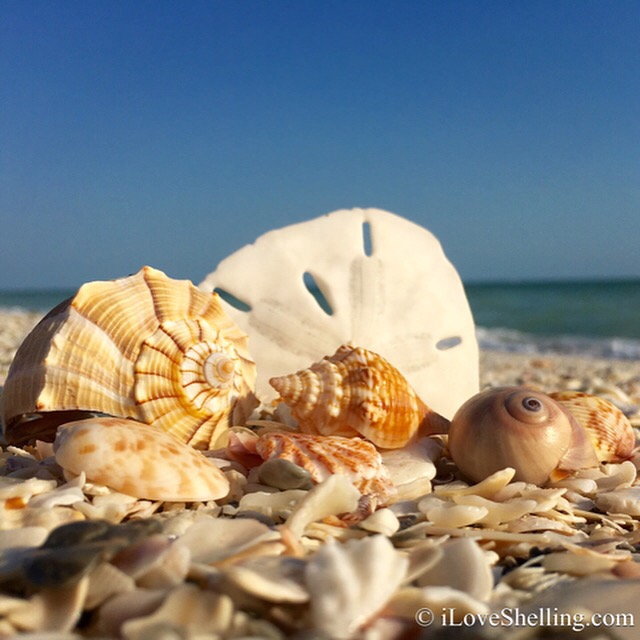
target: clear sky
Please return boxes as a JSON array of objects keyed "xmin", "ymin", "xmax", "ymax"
[{"xmin": 1, "ymin": 0, "xmax": 638, "ymax": 290}]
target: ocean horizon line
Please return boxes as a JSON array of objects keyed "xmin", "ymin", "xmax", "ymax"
[{"xmin": 1, "ymin": 274, "xmax": 639, "ymax": 294}]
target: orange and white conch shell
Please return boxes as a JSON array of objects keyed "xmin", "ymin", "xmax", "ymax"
[
  {"xmin": 548, "ymin": 391, "xmax": 636, "ymax": 463},
  {"xmin": 269, "ymin": 344, "xmax": 450, "ymax": 449},
  {"xmin": 255, "ymin": 431, "xmax": 397, "ymax": 505},
  {"xmin": 2, "ymin": 266, "xmax": 258, "ymax": 449}
]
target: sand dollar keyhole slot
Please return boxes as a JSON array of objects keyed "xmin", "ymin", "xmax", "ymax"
[
  {"xmin": 436, "ymin": 336, "xmax": 462, "ymax": 350},
  {"xmin": 362, "ymin": 221, "xmax": 373, "ymax": 256},
  {"xmin": 303, "ymin": 272, "xmax": 333, "ymax": 315},
  {"xmin": 213, "ymin": 288, "xmax": 252, "ymax": 313}
]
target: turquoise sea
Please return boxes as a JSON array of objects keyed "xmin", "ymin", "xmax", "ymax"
[{"xmin": 1, "ymin": 279, "xmax": 639, "ymax": 359}]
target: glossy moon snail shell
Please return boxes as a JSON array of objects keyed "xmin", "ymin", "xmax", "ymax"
[{"xmin": 447, "ymin": 386, "xmax": 600, "ymax": 485}]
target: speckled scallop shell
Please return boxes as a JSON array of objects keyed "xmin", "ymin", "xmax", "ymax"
[
  {"xmin": 548, "ymin": 391, "xmax": 636, "ymax": 462},
  {"xmin": 255, "ymin": 431, "xmax": 396, "ymax": 505},
  {"xmin": 2, "ymin": 266, "xmax": 257, "ymax": 449},
  {"xmin": 53, "ymin": 417, "xmax": 230, "ymax": 501},
  {"xmin": 269, "ymin": 344, "xmax": 450, "ymax": 449}
]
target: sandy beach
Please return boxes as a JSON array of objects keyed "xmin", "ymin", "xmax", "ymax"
[{"xmin": 1, "ymin": 308, "xmax": 639, "ymax": 638}]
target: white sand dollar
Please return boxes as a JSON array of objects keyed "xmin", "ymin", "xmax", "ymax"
[{"xmin": 200, "ymin": 208, "xmax": 478, "ymax": 418}]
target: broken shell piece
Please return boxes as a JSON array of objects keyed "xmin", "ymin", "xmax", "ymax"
[
  {"xmin": 448, "ymin": 387, "xmax": 599, "ymax": 484},
  {"xmin": 178, "ymin": 515, "xmax": 279, "ymax": 565},
  {"xmin": 270, "ymin": 344, "xmax": 450, "ymax": 449},
  {"xmin": 3, "ymin": 266, "xmax": 257, "ymax": 449},
  {"xmin": 415, "ymin": 538, "xmax": 494, "ymax": 601},
  {"xmin": 380, "ymin": 437, "xmax": 439, "ymax": 500},
  {"xmin": 305, "ymin": 535, "xmax": 408, "ymax": 639},
  {"xmin": 6, "ymin": 575, "xmax": 89, "ymax": 633},
  {"xmin": 549, "ymin": 391, "xmax": 637, "ymax": 462},
  {"xmin": 222, "ymin": 556, "xmax": 309, "ymax": 604},
  {"xmin": 595, "ymin": 487, "xmax": 640, "ymax": 516},
  {"xmin": 256, "ymin": 431, "xmax": 396, "ymax": 504},
  {"xmin": 121, "ymin": 584, "xmax": 234, "ymax": 638},
  {"xmin": 199, "ymin": 208, "xmax": 479, "ymax": 418},
  {"xmin": 285, "ymin": 474, "xmax": 361, "ymax": 538},
  {"xmin": 53, "ymin": 417, "xmax": 230, "ymax": 502}
]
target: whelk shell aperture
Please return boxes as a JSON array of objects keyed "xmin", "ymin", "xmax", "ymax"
[
  {"xmin": 53, "ymin": 417, "xmax": 230, "ymax": 502},
  {"xmin": 2, "ymin": 266, "xmax": 258, "ymax": 449},
  {"xmin": 199, "ymin": 208, "xmax": 479, "ymax": 419},
  {"xmin": 269, "ymin": 344, "xmax": 450, "ymax": 449}
]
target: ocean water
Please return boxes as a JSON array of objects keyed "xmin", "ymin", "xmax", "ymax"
[
  {"xmin": 466, "ymin": 279, "xmax": 640, "ymax": 359},
  {"xmin": 1, "ymin": 279, "xmax": 639, "ymax": 360}
]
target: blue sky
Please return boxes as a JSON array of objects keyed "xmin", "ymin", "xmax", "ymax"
[{"xmin": 1, "ymin": 0, "xmax": 638, "ymax": 289}]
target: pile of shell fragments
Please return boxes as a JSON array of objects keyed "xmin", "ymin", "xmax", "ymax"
[{"xmin": 0, "ymin": 209, "xmax": 639, "ymax": 640}]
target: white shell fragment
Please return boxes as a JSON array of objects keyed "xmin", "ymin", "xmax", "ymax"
[
  {"xmin": 200, "ymin": 208, "xmax": 479, "ymax": 418},
  {"xmin": 53, "ymin": 417, "xmax": 230, "ymax": 502},
  {"xmin": 306, "ymin": 535, "xmax": 408, "ymax": 638}
]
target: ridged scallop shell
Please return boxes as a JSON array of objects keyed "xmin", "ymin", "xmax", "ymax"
[
  {"xmin": 2, "ymin": 266, "xmax": 257, "ymax": 449},
  {"xmin": 53, "ymin": 417, "xmax": 230, "ymax": 502},
  {"xmin": 548, "ymin": 391, "xmax": 636, "ymax": 462},
  {"xmin": 255, "ymin": 431, "xmax": 396, "ymax": 505},
  {"xmin": 269, "ymin": 344, "xmax": 450, "ymax": 449}
]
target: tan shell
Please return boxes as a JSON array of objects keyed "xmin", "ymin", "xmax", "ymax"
[
  {"xmin": 2, "ymin": 266, "xmax": 257, "ymax": 449},
  {"xmin": 53, "ymin": 417, "xmax": 230, "ymax": 502},
  {"xmin": 256, "ymin": 431, "xmax": 396, "ymax": 505},
  {"xmin": 269, "ymin": 344, "xmax": 450, "ymax": 449},
  {"xmin": 548, "ymin": 391, "xmax": 636, "ymax": 462},
  {"xmin": 447, "ymin": 387, "xmax": 599, "ymax": 485}
]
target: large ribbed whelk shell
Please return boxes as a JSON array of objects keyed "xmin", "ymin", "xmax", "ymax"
[
  {"xmin": 269, "ymin": 344, "xmax": 450, "ymax": 449},
  {"xmin": 2, "ymin": 266, "xmax": 258, "ymax": 449}
]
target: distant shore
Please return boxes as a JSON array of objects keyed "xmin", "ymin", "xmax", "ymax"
[{"xmin": 1, "ymin": 310, "xmax": 640, "ymax": 417}]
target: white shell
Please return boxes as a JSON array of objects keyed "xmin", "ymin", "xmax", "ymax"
[
  {"xmin": 199, "ymin": 208, "xmax": 478, "ymax": 418},
  {"xmin": 305, "ymin": 535, "xmax": 409, "ymax": 638}
]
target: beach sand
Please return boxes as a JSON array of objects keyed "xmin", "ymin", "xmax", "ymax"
[{"xmin": 1, "ymin": 309, "xmax": 639, "ymax": 638}]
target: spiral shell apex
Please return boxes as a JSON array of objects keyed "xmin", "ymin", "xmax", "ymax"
[
  {"xmin": 2, "ymin": 266, "xmax": 258, "ymax": 449},
  {"xmin": 269, "ymin": 344, "xmax": 450, "ymax": 449}
]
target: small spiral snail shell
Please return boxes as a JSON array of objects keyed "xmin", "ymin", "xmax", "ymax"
[
  {"xmin": 269, "ymin": 344, "xmax": 450, "ymax": 449},
  {"xmin": 2, "ymin": 266, "xmax": 258, "ymax": 449},
  {"xmin": 447, "ymin": 387, "xmax": 602, "ymax": 485}
]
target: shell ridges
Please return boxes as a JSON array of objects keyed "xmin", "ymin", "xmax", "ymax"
[
  {"xmin": 269, "ymin": 344, "xmax": 447, "ymax": 449},
  {"xmin": 2, "ymin": 266, "xmax": 257, "ymax": 449}
]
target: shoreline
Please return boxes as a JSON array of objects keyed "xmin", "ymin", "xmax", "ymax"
[{"xmin": 1, "ymin": 309, "xmax": 640, "ymax": 411}]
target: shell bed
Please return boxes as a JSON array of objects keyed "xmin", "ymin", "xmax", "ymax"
[{"xmin": 0, "ymin": 208, "xmax": 639, "ymax": 639}]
